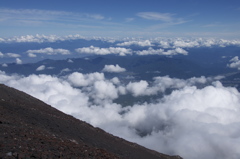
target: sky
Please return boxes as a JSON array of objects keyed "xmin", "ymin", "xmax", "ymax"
[{"xmin": 0, "ymin": 0, "xmax": 240, "ymax": 38}]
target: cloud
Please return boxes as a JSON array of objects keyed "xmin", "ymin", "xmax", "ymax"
[
  {"xmin": 116, "ymin": 40, "xmax": 152, "ymax": 47},
  {"xmin": 102, "ymin": 64, "xmax": 126, "ymax": 73},
  {"xmin": 28, "ymin": 53, "xmax": 37, "ymax": 58},
  {"xmin": 0, "ymin": 34, "xmax": 116, "ymax": 44},
  {"xmin": 137, "ymin": 12, "xmax": 173, "ymax": 22},
  {"xmin": 136, "ymin": 47, "xmax": 188, "ymax": 55},
  {"xmin": 0, "ymin": 52, "xmax": 4, "ymax": 58},
  {"xmin": 0, "ymin": 34, "xmax": 85, "ymax": 43},
  {"xmin": 6, "ymin": 53, "xmax": 21, "ymax": 58},
  {"xmin": 67, "ymin": 59, "xmax": 74, "ymax": 63},
  {"xmin": 1, "ymin": 34, "xmax": 240, "ymax": 50},
  {"xmin": 172, "ymin": 38, "xmax": 240, "ymax": 48},
  {"xmin": 1, "ymin": 72, "xmax": 240, "ymax": 159},
  {"xmin": 15, "ymin": 58, "xmax": 22, "ymax": 64},
  {"xmin": 2, "ymin": 63, "xmax": 8, "ymax": 67},
  {"xmin": 84, "ymin": 13, "xmax": 105, "ymax": 20},
  {"xmin": 126, "ymin": 80, "xmax": 155, "ymax": 96},
  {"xmin": 0, "ymin": 8, "xmax": 105, "ymax": 27},
  {"xmin": 92, "ymin": 80, "xmax": 119, "ymax": 101},
  {"xmin": 75, "ymin": 46, "xmax": 132, "ymax": 56},
  {"xmin": 227, "ymin": 56, "xmax": 240, "ymax": 70},
  {"xmin": 0, "ymin": 52, "xmax": 21, "ymax": 58},
  {"xmin": 125, "ymin": 18, "xmax": 134, "ymax": 22},
  {"xmin": 36, "ymin": 65, "xmax": 46, "ymax": 71},
  {"xmin": 27, "ymin": 47, "xmax": 70, "ymax": 57},
  {"xmin": 68, "ymin": 72, "xmax": 105, "ymax": 87}
]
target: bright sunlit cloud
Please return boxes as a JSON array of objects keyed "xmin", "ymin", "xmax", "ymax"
[{"xmin": 0, "ymin": 70, "xmax": 240, "ymax": 159}]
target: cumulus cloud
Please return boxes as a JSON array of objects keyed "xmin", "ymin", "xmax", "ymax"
[
  {"xmin": 0, "ymin": 52, "xmax": 21, "ymax": 58},
  {"xmin": 28, "ymin": 53, "xmax": 37, "ymax": 58},
  {"xmin": 68, "ymin": 72, "xmax": 105, "ymax": 87},
  {"xmin": 0, "ymin": 34, "xmax": 86, "ymax": 43},
  {"xmin": 75, "ymin": 46, "xmax": 132, "ymax": 56},
  {"xmin": 155, "ymin": 38, "xmax": 240, "ymax": 49},
  {"xmin": 16, "ymin": 58, "xmax": 22, "ymax": 64},
  {"xmin": 2, "ymin": 63, "xmax": 8, "ymax": 67},
  {"xmin": 6, "ymin": 53, "xmax": 21, "ymax": 58},
  {"xmin": 1, "ymin": 34, "xmax": 240, "ymax": 51},
  {"xmin": 36, "ymin": 65, "xmax": 46, "ymax": 71},
  {"xmin": 27, "ymin": 47, "xmax": 70, "ymax": 57},
  {"xmin": 0, "ymin": 34, "xmax": 115, "ymax": 43},
  {"xmin": 126, "ymin": 80, "xmax": 155, "ymax": 96},
  {"xmin": 67, "ymin": 59, "xmax": 74, "ymax": 63},
  {"xmin": 228, "ymin": 56, "xmax": 240, "ymax": 70},
  {"xmin": 1, "ymin": 71, "xmax": 240, "ymax": 159},
  {"xmin": 136, "ymin": 47, "xmax": 188, "ymax": 55},
  {"xmin": 102, "ymin": 64, "xmax": 126, "ymax": 73},
  {"xmin": 0, "ymin": 52, "xmax": 4, "ymax": 58},
  {"xmin": 116, "ymin": 40, "xmax": 152, "ymax": 47}
]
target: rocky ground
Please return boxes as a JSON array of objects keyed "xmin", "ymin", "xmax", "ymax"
[{"xmin": 0, "ymin": 84, "xmax": 182, "ymax": 159}]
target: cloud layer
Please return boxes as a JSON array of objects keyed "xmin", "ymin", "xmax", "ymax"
[
  {"xmin": 75, "ymin": 46, "xmax": 132, "ymax": 56},
  {"xmin": 27, "ymin": 47, "xmax": 70, "ymax": 57},
  {"xmin": 0, "ymin": 71, "xmax": 240, "ymax": 159},
  {"xmin": 116, "ymin": 40, "xmax": 152, "ymax": 47},
  {"xmin": 228, "ymin": 56, "xmax": 240, "ymax": 70}
]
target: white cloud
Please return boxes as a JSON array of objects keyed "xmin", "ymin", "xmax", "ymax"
[
  {"xmin": 137, "ymin": 12, "xmax": 173, "ymax": 22},
  {"xmin": 27, "ymin": 47, "xmax": 70, "ymax": 56},
  {"xmin": 16, "ymin": 58, "xmax": 22, "ymax": 64},
  {"xmin": 67, "ymin": 59, "xmax": 74, "ymax": 63},
  {"xmin": 1, "ymin": 71, "xmax": 240, "ymax": 159},
  {"xmin": 4, "ymin": 34, "xmax": 78, "ymax": 43},
  {"xmin": 116, "ymin": 40, "xmax": 152, "ymax": 47},
  {"xmin": 36, "ymin": 65, "xmax": 45, "ymax": 71},
  {"xmin": 2, "ymin": 63, "xmax": 8, "ymax": 67},
  {"xmin": 68, "ymin": 72, "xmax": 105, "ymax": 87},
  {"xmin": 102, "ymin": 64, "xmax": 126, "ymax": 73},
  {"xmin": 0, "ymin": 8, "xmax": 105, "ymax": 29},
  {"xmin": 228, "ymin": 56, "xmax": 240, "ymax": 70},
  {"xmin": 0, "ymin": 52, "xmax": 4, "ymax": 58},
  {"xmin": 126, "ymin": 80, "xmax": 154, "ymax": 96},
  {"xmin": 0, "ymin": 34, "xmax": 90, "ymax": 43},
  {"xmin": 60, "ymin": 68, "xmax": 71, "ymax": 73},
  {"xmin": 92, "ymin": 80, "xmax": 119, "ymax": 101},
  {"xmin": 1, "ymin": 34, "xmax": 240, "ymax": 51},
  {"xmin": 173, "ymin": 39, "xmax": 200, "ymax": 48},
  {"xmin": 6, "ymin": 53, "xmax": 21, "ymax": 58},
  {"xmin": 84, "ymin": 13, "xmax": 105, "ymax": 20},
  {"xmin": 136, "ymin": 47, "xmax": 188, "ymax": 55},
  {"xmin": 0, "ymin": 52, "xmax": 21, "ymax": 58},
  {"xmin": 75, "ymin": 46, "xmax": 132, "ymax": 56},
  {"xmin": 28, "ymin": 53, "xmax": 37, "ymax": 58}
]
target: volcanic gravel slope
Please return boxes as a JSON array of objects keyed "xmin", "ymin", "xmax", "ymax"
[{"xmin": 0, "ymin": 84, "xmax": 182, "ymax": 159}]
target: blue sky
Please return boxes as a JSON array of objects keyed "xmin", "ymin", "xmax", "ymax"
[{"xmin": 0, "ymin": 0, "xmax": 240, "ymax": 38}]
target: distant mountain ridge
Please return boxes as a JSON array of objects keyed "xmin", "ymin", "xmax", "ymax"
[
  {"xmin": 0, "ymin": 84, "xmax": 182, "ymax": 159},
  {"xmin": 0, "ymin": 55, "xmax": 206, "ymax": 79}
]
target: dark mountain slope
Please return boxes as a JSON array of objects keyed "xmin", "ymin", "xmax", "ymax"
[{"xmin": 0, "ymin": 84, "xmax": 182, "ymax": 159}]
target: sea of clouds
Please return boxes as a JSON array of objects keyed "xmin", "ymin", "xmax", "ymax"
[
  {"xmin": 1, "ymin": 69, "xmax": 240, "ymax": 159},
  {"xmin": 1, "ymin": 34, "xmax": 240, "ymax": 65},
  {"xmin": 1, "ymin": 34, "xmax": 240, "ymax": 158}
]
